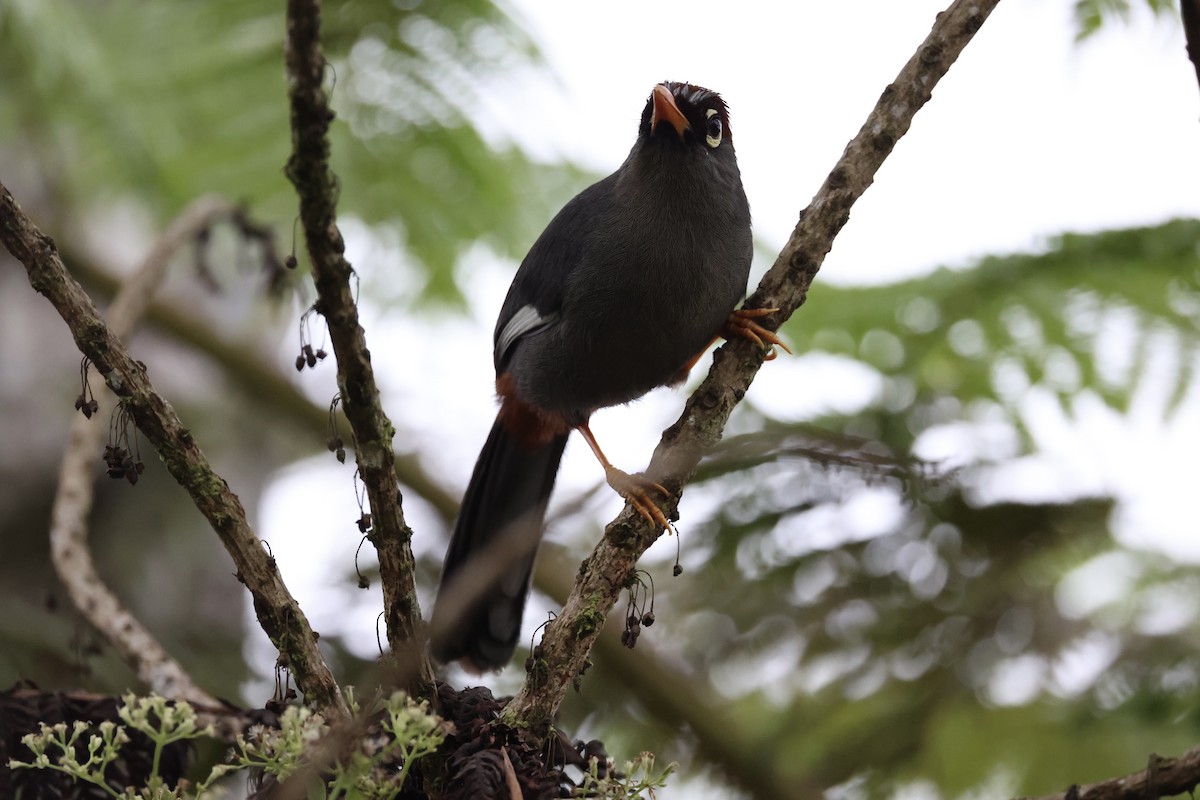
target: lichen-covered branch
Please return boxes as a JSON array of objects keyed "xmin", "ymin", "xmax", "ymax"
[
  {"xmin": 49, "ymin": 196, "xmax": 233, "ymax": 708},
  {"xmin": 0, "ymin": 181, "xmax": 348, "ymax": 722},
  {"xmin": 506, "ymin": 0, "xmax": 1004, "ymax": 732},
  {"xmin": 283, "ymin": 0, "xmax": 433, "ymax": 695}
]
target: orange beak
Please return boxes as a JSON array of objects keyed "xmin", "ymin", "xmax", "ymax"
[{"xmin": 651, "ymin": 84, "xmax": 689, "ymax": 140}]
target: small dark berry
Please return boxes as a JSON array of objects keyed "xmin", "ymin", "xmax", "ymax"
[
  {"xmin": 673, "ymin": 564, "xmax": 683, "ymax": 577},
  {"xmin": 315, "ymin": 349, "xmax": 327, "ymax": 360},
  {"xmin": 642, "ymin": 612, "xmax": 655, "ymax": 627},
  {"xmin": 335, "ymin": 447, "xmax": 346, "ymax": 463},
  {"xmin": 284, "ymin": 255, "xmax": 298, "ymax": 269},
  {"xmin": 357, "ymin": 576, "xmax": 369, "ymax": 589},
  {"xmin": 295, "ymin": 354, "xmax": 306, "ymax": 371}
]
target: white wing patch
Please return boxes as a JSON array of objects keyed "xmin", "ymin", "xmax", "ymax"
[{"xmin": 495, "ymin": 304, "xmax": 557, "ymax": 367}]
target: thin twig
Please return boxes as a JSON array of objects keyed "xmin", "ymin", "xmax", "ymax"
[
  {"xmin": 0, "ymin": 181, "xmax": 349, "ymax": 722},
  {"xmin": 49, "ymin": 195, "xmax": 232, "ymax": 707},
  {"xmin": 506, "ymin": 0, "xmax": 1004, "ymax": 732},
  {"xmin": 283, "ymin": 0, "xmax": 434, "ymax": 696}
]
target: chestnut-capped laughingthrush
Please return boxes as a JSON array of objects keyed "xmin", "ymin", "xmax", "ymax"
[{"xmin": 430, "ymin": 81, "xmax": 785, "ymax": 670}]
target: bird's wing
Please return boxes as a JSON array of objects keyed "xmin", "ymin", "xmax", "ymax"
[{"xmin": 494, "ymin": 304, "xmax": 559, "ymax": 368}]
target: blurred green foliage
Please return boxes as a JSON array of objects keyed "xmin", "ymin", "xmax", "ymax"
[
  {"xmin": 791, "ymin": 220, "xmax": 1200, "ymax": 435},
  {"xmin": 0, "ymin": 0, "xmax": 582, "ymax": 302},
  {"xmin": 561, "ymin": 218, "xmax": 1200, "ymax": 798},
  {"xmin": 1074, "ymin": 0, "xmax": 1180, "ymax": 39}
]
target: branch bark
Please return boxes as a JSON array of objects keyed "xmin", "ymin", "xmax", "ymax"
[
  {"xmin": 283, "ymin": 0, "xmax": 434, "ymax": 696},
  {"xmin": 506, "ymin": 0, "xmax": 1004, "ymax": 732},
  {"xmin": 49, "ymin": 196, "xmax": 233, "ymax": 708},
  {"xmin": 0, "ymin": 182, "xmax": 348, "ymax": 722},
  {"xmin": 1015, "ymin": 748, "xmax": 1200, "ymax": 800}
]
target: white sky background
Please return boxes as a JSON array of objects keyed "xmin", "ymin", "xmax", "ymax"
[{"xmin": 255, "ymin": 0, "xmax": 1200, "ymax": 763}]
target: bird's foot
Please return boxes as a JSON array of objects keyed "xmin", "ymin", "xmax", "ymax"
[
  {"xmin": 605, "ymin": 467, "xmax": 671, "ymax": 530},
  {"xmin": 723, "ymin": 308, "xmax": 792, "ymax": 360}
]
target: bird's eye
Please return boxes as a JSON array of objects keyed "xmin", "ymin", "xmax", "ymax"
[{"xmin": 704, "ymin": 108, "xmax": 723, "ymax": 148}]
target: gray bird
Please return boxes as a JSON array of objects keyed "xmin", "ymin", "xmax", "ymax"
[{"xmin": 430, "ymin": 81, "xmax": 784, "ymax": 670}]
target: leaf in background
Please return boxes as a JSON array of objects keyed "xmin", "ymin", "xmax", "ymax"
[{"xmin": 0, "ymin": 0, "xmax": 587, "ymax": 303}]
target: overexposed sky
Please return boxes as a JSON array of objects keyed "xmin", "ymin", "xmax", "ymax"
[{"xmin": 486, "ymin": 0, "xmax": 1200, "ymax": 282}]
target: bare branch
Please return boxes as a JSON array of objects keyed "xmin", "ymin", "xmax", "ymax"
[
  {"xmin": 0, "ymin": 181, "xmax": 348, "ymax": 722},
  {"xmin": 283, "ymin": 0, "xmax": 434, "ymax": 695},
  {"xmin": 1015, "ymin": 748, "xmax": 1200, "ymax": 800},
  {"xmin": 506, "ymin": 0, "xmax": 1004, "ymax": 732},
  {"xmin": 50, "ymin": 196, "xmax": 232, "ymax": 707}
]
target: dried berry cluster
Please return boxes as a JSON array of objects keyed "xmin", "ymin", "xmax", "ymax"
[
  {"xmin": 102, "ymin": 444, "xmax": 144, "ymax": 485},
  {"xmin": 104, "ymin": 402, "xmax": 144, "ymax": 485},
  {"xmin": 294, "ymin": 306, "xmax": 328, "ymax": 372},
  {"xmin": 74, "ymin": 358, "xmax": 99, "ymax": 418},
  {"xmin": 620, "ymin": 571, "xmax": 658, "ymax": 650}
]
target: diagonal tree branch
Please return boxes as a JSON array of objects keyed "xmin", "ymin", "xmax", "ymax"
[
  {"xmin": 506, "ymin": 0, "xmax": 1004, "ymax": 732},
  {"xmin": 1015, "ymin": 747, "xmax": 1200, "ymax": 800},
  {"xmin": 49, "ymin": 195, "xmax": 233, "ymax": 708},
  {"xmin": 0, "ymin": 181, "xmax": 349, "ymax": 722},
  {"xmin": 283, "ymin": 0, "xmax": 434, "ymax": 695}
]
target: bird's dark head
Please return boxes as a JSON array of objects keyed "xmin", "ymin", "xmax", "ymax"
[
  {"xmin": 638, "ymin": 81, "xmax": 733, "ymax": 152},
  {"xmin": 617, "ymin": 80, "xmax": 748, "ymax": 235}
]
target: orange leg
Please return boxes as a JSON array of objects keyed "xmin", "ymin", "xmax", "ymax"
[
  {"xmin": 674, "ymin": 307, "xmax": 793, "ymax": 384},
  {"xmin": 576, "ymin": 423, "xmax": 671, "ymax": 530},
  {"xmin": 722, "ymin": 307, "xmax": 792, "ymax": 360}
]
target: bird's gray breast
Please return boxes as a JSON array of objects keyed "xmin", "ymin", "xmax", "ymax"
[{"xmin": 508, "ymin": 164, "xmax": 751, "ymax": 421}]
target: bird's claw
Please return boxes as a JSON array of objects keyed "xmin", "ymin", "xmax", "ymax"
[
  {"xmin": 605, "ymin": 467, "xmax": 671, "ymax": 530},
  {"xmin": 724, "ymin": 307, "xmax": 792, "ymax": 359}
]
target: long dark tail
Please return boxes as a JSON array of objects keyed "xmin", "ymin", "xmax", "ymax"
[{"xmin": 430, "ymin": 415, "xmax": 568, "ymax": 670}]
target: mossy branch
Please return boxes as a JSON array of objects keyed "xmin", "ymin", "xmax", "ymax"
[
  {"xmin": 0, "ymin": 182, "xmax": 348, "ymax": 722},
  {"xmin": 283, "ymin": 0, "xmax": 434, "ymax": 695}
]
